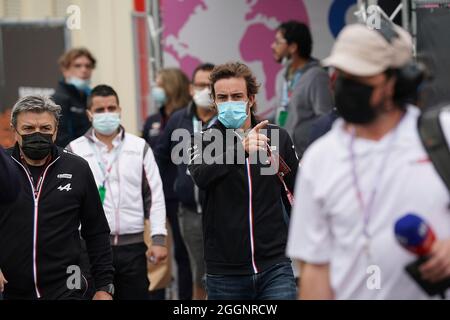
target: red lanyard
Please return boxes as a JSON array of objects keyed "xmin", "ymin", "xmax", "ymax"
[
  {"xmin": 90, "ymin": 140, "xmax": 123, "ymax": 186},
  {"xmin": 267, "ymin": 144, "xmax": 295, "ymax": 206},
  {"xmin": 90, "ymin": 139, "xmax": 122, "ymax": 243},
  {"xmin": 232, "ymin": 130, "xmax": 295, "ymax": 206}
]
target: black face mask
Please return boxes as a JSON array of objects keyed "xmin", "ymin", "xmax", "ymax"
[
  {"xmin": 334, "ymin": 76, "xmax": 379, "ymax": 124},
  {"xmin": 20, "ymin": 132, "xmax": 54, "ymax": 160}
]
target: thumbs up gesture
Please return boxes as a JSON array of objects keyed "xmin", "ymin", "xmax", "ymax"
[{"xmin": 242, "ymin": 120, "xmax": 270, "ymax": 154}]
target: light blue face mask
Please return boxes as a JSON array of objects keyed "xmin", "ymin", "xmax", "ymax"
[
  {"xmin": 217, "ymin": 101, "xmax": 248, "ymax": 129},
  {"xmin": 152, "ymin": 87, "xmax": 167, "ymax": 106},
  {"xmin": 67, "ymin": 77, "xmax": 91, "ymax": 94},
  {"xmin": 92, "ymin": 112, "xmax": 121, "ymax": 135}
]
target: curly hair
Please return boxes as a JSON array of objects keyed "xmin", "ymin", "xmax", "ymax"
[{"xmin": 209, "ymin": 61, "xmax": 260, "ymax": 111}]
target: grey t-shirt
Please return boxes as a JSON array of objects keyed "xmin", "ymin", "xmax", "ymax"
[{"xmin": 277, "ymin": 59, "xmax": 333, "ymax": 158}]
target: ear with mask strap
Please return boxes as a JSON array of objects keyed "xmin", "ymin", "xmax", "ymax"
[{"xmin": 392, "ymin": 63, "xmax": 427, "ymax": 106}]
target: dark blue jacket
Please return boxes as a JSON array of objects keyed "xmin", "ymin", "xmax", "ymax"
[
  {"xmin": 52, "ymin": 80, "xmax": 91, "ymax": 148},
  {"xmin": 0, "ymin": 147, "xmax": 20, "ymax": 204},
  {"xmin": 154, "ymin": 102, "xmax": 216, "ymax": 211},
  {"xmin": 143, "ymin": 106, "xmax": 181, "ymax": 202},
  {"xmin": 307, "ymin": 109, "xmax": 339, "ymax": 147}
]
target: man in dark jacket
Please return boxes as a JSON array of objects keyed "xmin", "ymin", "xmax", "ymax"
[
  {"xmin": 188, "ymin": 62, "xmax": 299, "ymax": 300},
  {"xmin": 52, "ymin": 48, "xmax": 96, "ymax": 147},
  {"xmin": 0, "ymin": 95, "xmax": 114, "ymax": 300}
]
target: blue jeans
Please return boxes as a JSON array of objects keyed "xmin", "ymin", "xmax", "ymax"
[{"xmin": 206, "ymin": 262, "xmax": 297, "ymax": 300}]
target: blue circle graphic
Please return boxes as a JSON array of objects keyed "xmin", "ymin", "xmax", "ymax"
[{"xmin": 328, "ymin": 0, "xmax": 357, "ymax": 38}]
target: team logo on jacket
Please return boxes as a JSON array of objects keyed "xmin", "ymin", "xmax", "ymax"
[
  {"xmin": 57, "ymin": 183, "xmax": 72, "ymax": 192},
  {"xmin": 57, "ymin": 173, "xmax": 73, "ymax": 179}
]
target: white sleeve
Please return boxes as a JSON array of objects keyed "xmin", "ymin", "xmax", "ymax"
[
  {"xmin": 286, "ymin": 158, "xmax": 332, "ymax": 264},
  {"xmin": 439, "ymin": 108, "xmax": 450, "ymax": 148},
  {"xmin": 143, "ymin": 145, "xmax": 167, "ymax": 237}
]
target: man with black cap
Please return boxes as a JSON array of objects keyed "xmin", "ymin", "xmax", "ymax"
[{"xmin": 287, "ymin": 22, "xmax": 450, "ymax": 299}]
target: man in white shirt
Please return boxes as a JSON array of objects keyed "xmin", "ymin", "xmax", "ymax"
[
  {"xmin": 68, "ymin": 85, "xmax": 167, "ymax": 300},
  {"xmin": 287, "ymin": 22, "xmax": 450, "ymax": 299}
]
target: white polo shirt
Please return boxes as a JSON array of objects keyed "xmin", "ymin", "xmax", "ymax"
[{"xmin": 287, "ymin": 106, "xmax": 450, "ymax": 300}]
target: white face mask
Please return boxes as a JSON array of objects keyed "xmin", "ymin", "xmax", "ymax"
[{"xmin": 193, "ymin": 88, "xmax": 212, "ymax": 109}]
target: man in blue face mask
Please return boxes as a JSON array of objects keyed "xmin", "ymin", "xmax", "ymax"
[
  {"xmin": 53, "ymin": 48, "xmax": 97, "ymax": 148},
  {"xmin": 67, "ymin": 85, "xmax": 168, "ymax": 300},
  {"xmin": 188, "ymin": 62, "xmax": 300, "ymax": 300}
]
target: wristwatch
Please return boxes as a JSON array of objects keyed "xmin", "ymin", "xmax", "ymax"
[{"xmin": 97, "ymin": 283, "xmax": 115, "ymax": 296}]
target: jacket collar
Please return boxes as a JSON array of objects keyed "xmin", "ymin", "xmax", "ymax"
[
  {"xmin": 58, "ymin": 79, "xmax": 84, "ymax": 97},
  {"xmin": 186, "ymin": 101, "xmax": 197, "ymax": 118}
]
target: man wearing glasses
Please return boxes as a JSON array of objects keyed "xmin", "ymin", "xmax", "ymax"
[{"xmin": 271, "ymin": 21, "xmax": 333, "ymax": 158}]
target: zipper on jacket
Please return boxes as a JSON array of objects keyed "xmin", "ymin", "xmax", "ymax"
[
  {"xmin": 246, "ymin": 159, "xmax": 258, "ymax": 274},
  {"xmin": 13, "ymin": 156, "xmax": 60, "ymax": 299}
]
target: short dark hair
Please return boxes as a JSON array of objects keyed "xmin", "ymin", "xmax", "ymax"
[
  {"xmin": 87, "ymin": 85, "xmax": 120, "ymax": 109},
  {"xmin": 278, "ymin": 21, "xmax": 312, "ymax": 59},
  {"xmin": 192, "ymin": 63, "xmax": 215, "ymax": 82}
]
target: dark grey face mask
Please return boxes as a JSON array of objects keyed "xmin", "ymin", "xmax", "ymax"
[
  {"xmin": 20, "ymin": 132, "xmax": 54, "ymax": 160},
  {"xmin": 334, "ymin": 76, "xmax": 379, "ymax": 124}
]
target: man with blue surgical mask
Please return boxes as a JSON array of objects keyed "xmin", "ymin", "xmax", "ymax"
[
  {"xmin": 188, "ymin": 62, "xmax": 299, "ymax": 300},
  {"xmin": 68, "ymin": 85, "xmax": 168, "ymax": 300},
  {"xmin": 53, "ymin": 48, "xmax": 96, "ymax": 148}
]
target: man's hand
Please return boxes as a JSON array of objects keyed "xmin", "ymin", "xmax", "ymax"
[
  {"xmin": 242, "ymin": 120, "xmax": 270, "ymax": 154},
  {"xmin": 299, "ymin": 262, "xmax": 334, "ymax": 300},
  {"xmin": 419, "ymin": 239, "xmax": 450, "ymax": 282},
  {"xmin": 93, "ymin": 291, "xmax": 113, "ymax": 300},
  {"xmin": 147, "ymin": 245, "xmax": 168, "ymax": 265},
  {"xmin": 0, "ymin": 270, "xmax": 7, "ymax": 293}
]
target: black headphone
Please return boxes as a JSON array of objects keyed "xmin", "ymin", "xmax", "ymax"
[{"xmin": 375, "ymin": 19, "xmax": 426, "ymax": 106}]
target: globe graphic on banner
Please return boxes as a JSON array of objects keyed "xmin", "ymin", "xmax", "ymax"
[{"xmin": 161, "ymin": 0, "xmax": 309, "ymax": 117}]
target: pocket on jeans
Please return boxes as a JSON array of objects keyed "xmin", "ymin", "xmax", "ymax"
[{"xmin": 270, "ymin": 262, "xmax": 294, "ymax": 275}]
